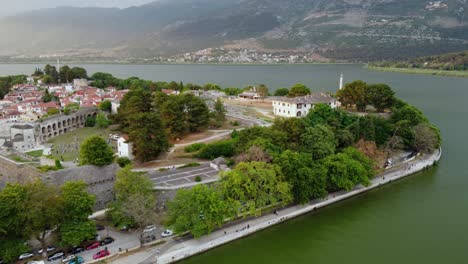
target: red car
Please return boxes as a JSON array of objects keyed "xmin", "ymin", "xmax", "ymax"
[
  {"xmin": 86, "ymin": 242, "xmax": 100, "ymax": 250},
  {"xmin": 93, "ymin": 249, "xmax": 110, "ymax": 259}
]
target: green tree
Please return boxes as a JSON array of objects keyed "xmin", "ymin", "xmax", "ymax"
[
  {"xmin": 0, "ymin": 184, "xmax": 29, "ymax": 263},
  {"xmin": 95, "ymin": 113, "xmax": 110, "ymax": 128},
  {"xmin": 117, "ymin": 89, "xmax": 153, "ymax": 126},
  {"xmin": 42, "ymin": 89, "xmax": 58, "ymax": 103},
  {"xmin": 213, "ymin": 97, "xmax": 226, "ymax": 126},
  {"xmin": 116, "ymin": 157, "xmax": 131, "ymax": 168},
  {"xmin": 219, "ymin": 162, "xmax": 292, "ymax": 217},
  {"xmin": 272, "ymin": 117, "xmax": 306, "ymax": 150},
  {"xmin": 300, "ymin": 125, "xmax": 336, "ymax": 160},
  {"xmin": 79, "ymin": 136, "xmax": 114, "ymax": 166},
  {"xmin": 59, "ymin": 65, "xmax": 72, "ymax": 83},
  {"xmin": 233, "ymin": 126, "xmax": 288, "ymax": 154},
  {"xmin": 168, "ymin": 185, "xmax": 227, "ymax": 238},
  {"xmin": 128, "ymin": 112, "xmax": 170, "ymax": 162},
  {"xmin": 322, "ymin": 148, "xmax": 374, "ymax": 191},
  {"xmin": 274, "ymin": 88, "xmax": 289, "ymax": 96},
  {"xmin": 91, "ymin": 72, "xmax": 119, "ymax": 88},
  {"xmin": 23, "ymin": 181, "xmax": 61, "ymax": 257},
  {"xmin": 85, "ymin": 116, "xmax": 96, "ymax": 127},
  {"xmin": 288, "ymin": 83, "xmax": 311, "ymax": 97},
  {"xmin": 336, "ymin": 80, "xmax": 368, "ymax": 111},
  {"xmin": 0, "ymin": 239, "xmax": 29, "ymax": 264},
  {"xmin": 70, "ymin": 67, "xmax": 87, "ymax": 79},
  {"xmin": 256, "ymin": 84, "xmax": 269, "ymax": 100},
  {"xmin": 109, "ymin": 167, "xmax": 157, "ymax": 228},
  {"xmin": 160, "ymin": 95, "xmax": 187, "ymax": 138},
  {"xmin": 63, "ymin": 103, "xmax": 80, "ymax": 115},
  {"xmin": 275, "ymin": 150, "xmax": 327, "ymax": 203},
  {"xmin": 366, "ymin": 84, "xmax": 396, "ymax": 112},
  {"xmin": 99, "ymin": 100, "xmax": 112, "ymax": 112},
  {"xmin": 59, "ymin": 181, "xmax": 96, "ymax": 246},
  {"xmin": 412, "ymin": 123, "xmax": 441, "ymax": 153},
  {"xmin": 43, "ymin": 64, "xmax": 58, "ymax": 83},
  {"xmin": 184, "ymin": 94, "xmax": 210, "ymax": 132},
  {"xmin": 42, "ymin": 75, "xmax": 53, "ymax": 85}
]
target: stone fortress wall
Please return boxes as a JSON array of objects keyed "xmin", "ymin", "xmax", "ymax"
[
  {"xmin": 0, "ymin": 155, "xmax": 118, "ymax": 210},
  {"xmin": 35, "ymin": 107, "xmax": 98, "ymax": 144}
]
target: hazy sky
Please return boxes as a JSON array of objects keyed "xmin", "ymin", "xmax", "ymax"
[{"xmin": 0, "ymin": 0, "xmax": 156, "ymax": 17}]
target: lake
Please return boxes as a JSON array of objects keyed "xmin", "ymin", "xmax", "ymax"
[{"xmin": 1, "ymin": 63, "xmax": 467, "ymax": 264}]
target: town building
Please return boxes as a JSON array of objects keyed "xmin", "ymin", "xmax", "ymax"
[
  {"xmin": 117, "ymin": 135, "xmax": 134, "ymax": 160},
  {"xmin": 272, "ymin": 93, "xmax": 338, "ymax": 118}
]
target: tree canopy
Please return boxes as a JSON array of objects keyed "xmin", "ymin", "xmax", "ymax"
[
  {"xmin": 168, "ymin": 185, "xmax": 227, "ymax": 238},
  {"xmin": 79, "ymin": 136, "xmax": 114, "ymax": 166},
  {"xmin": 219, "ymin": 162, "xmax": 292, "ymax": 217},
  {"xmin": 108, "ymin": 167, "xmax": 157, "ymax": 228},
  {"xmin": 289, "ymin": 83, "xmax": 311, "ymax": 97}
]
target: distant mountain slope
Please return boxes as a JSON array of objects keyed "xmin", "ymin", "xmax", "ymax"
[
  {"xmin": 373, "ymin": 50, "xmax": 468, "ymax": 70},
  {"xmin": 0, "ymin": 0, "xmax": 467, "ymax": 61}
]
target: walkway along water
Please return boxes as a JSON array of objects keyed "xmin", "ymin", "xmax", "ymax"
[{"xmin": 155, "ymin": 149, "xmax": 442, "ymax": 264}]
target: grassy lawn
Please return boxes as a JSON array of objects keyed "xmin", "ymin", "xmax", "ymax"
[
  {"xmin": 47, "ymin": 127, "xmax": 113, "ymax": 162},
  {"xmin": 26, "ymin": 150, "xmax": 43, "ymax": 158},
  {"xmin": 7, "ymin": 154, "xmax": 30, "ymax": 163}
]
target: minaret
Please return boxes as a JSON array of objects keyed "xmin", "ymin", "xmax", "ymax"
[
  {"xmin": 57, "ymin": 58, "xmax": 60, "ymax": 71},
  {"xmin": 339, "ymin": 72, "xmax": 344, "ymax": 90}
]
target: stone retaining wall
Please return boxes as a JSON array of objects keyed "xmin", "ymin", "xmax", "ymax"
[{"xmin": 45, "ymin": 163, "xmax": 119, "ymax": 210}]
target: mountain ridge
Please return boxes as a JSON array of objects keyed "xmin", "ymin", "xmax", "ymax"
[{"xmin": 0, "ymin": 0, "xmax": 467, "ymax": 61}]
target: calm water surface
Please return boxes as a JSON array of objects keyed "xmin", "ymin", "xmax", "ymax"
[{"xmin": 1, "ymin": 64, "xmax": 466, "ymax": 263}]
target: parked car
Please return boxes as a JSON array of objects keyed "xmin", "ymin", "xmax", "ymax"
[
  {"xmin": 38, "ymin": 246, "xmax": 56, "ymax": 255},
  {"xmin": 96, "ymin": 224, "xmax": 105, "ymax": 231},
  {"xmin": 68, "ymin": 256, "xmax": 84, "ymax": 264},
  {"xmin": 85, "ymin": 242, "xmax": 100, "ymax": 250},
  {"xmin": 68, "ymin": 247, "xmax": 84, "ymax": 254},
  {"xmin": 62, "ymin": 254, "xmax": 77, "ymax": 263},
  {"xmin": 18, "ymin": 253, "xmax": 34, "ymax": 260},
  {"xmin": 143, "ymin": 225, "xmax": 157, "ymax": 233},
  {"xmin": 93, "ymin": 249, "xmax": 110, "ymax": 260},
  {"xmin": 27, "ymin": 261, "xmax": 45, "ymax": 264},
  {"xmin": 100, "ymin": 237, "xmax": 114, "ymax": 246},
  {"xmin": 161, "ymin": 229, "xmax": 174, "ymax": 237},
  {"xmin": 47, "ymin": 251, "xmax": 64, "ymax": 261}
]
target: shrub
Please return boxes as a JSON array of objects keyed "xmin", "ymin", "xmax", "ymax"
[
  {"xmin": 196, "ymin": 139, "xmax": 236, "ymax": 159},
  {"xmin": 195, "ymin": 175, "xmax": 202, "ymax": 182},
  {"xmin": 85, "ymin": 116, "xmax": 96, "ymax": 127},
  {"xmin": 184, "ymin": 143, "xmax": 206, "ymax": 153},
  {"xmin": 230, "ymin": 120, "xmax": 240, "ymax": 126},
  {"xmin": 37, "ymin": 165, "xmax": 59, "ymax": 173},
  {"xmin": 116, "ymin": 157, "xmax": 131, "ymax": 168},
  {"xmin": 55, "ymin": 159, "xmax": 63, "ymax": 169}
]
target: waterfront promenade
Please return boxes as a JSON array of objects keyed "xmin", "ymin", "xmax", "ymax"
[{"xmin": 111, "ymin": 149, "xmax": 442, "ymax": 264}]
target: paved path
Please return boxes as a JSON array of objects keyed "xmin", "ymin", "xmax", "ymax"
[
  {"xmin": 156, "ymin": 149, "xmax": 442, "ymax": 264},
  {"xmin": 109, "ymin": 149, "xmax": 441, "ymax": 264},
  {"xmin": 146, "ymin": 163, "xmax": 220, "ymax": 190}
]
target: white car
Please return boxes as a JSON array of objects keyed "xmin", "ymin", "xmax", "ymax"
[
  {"xmin": 18, "ymin": 253, "xmax": 34, "ymax": 260},
  {"xmin": 62, "ymin": 255, "xmax": 77, "ymax": 263},
  {"xmin": 143, "ymin": 225, "xmax": 157, "ymax": 233},
  {"xmin": 38, "ymin": 246, "xmax": 55, "ymax": 254},
  {"xmin": 161, "ymin": 229, "xmax": 174, "ymax": 237},
  {"xmin": 27, "ymin": 261, "xmax": 45, "ymax": 264}
]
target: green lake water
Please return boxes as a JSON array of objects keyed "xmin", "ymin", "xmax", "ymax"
[{"xmin": 1, "ymin": 63, "xmax": 466, "ymax": 263}]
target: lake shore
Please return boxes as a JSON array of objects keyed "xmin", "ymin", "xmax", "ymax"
[
  {"xmin": 154, "ymin": 149, "xmax": 442, "ymax": 264},
  {"xmin": 366, "ymin": 66, "xmax": 468, "ymax": 78}
]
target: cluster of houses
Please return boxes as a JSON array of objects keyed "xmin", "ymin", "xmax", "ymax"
[{"xmin": 0, "ymin": 79, "xmax": 129, "ymax": 121}]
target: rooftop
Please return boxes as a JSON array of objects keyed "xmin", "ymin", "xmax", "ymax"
[{"xmin": 272, "ymin": 93, "xmax": 336, "ymax": 104}]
